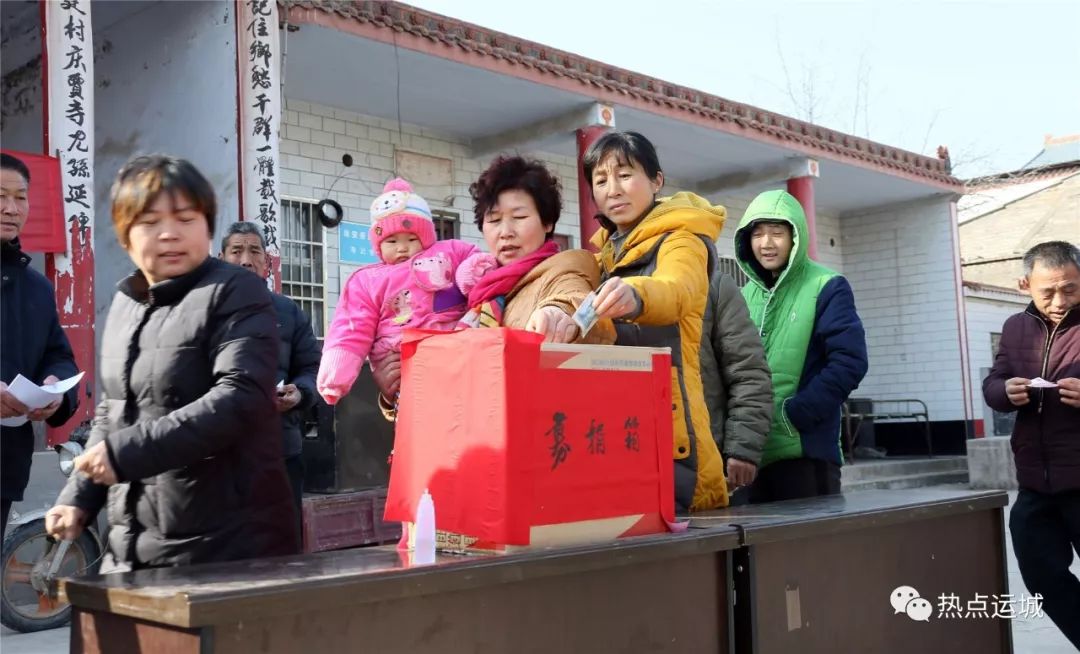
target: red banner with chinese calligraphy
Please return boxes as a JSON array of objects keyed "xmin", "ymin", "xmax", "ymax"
[{"xmin": 385, "ymin": 328, "xmax": 675, "ymax": 548}]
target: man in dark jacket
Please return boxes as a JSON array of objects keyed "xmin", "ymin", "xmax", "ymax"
[
  {"xmin": 983, "ymin": 240, "xmax": 1080, "ymax": 648},
  {"xmin": 1, "ymin": 153, "xmax": 80, "ymax": 537},
  {"xmin": 698, "ymin": 270, "xmax": 772, "ymax": 504},
  {"xmin": 221, "ymin": 221, "xmax": 320, "ymax": 536}
]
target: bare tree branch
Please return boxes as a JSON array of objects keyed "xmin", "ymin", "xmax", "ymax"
[
  {"xmin": 857, "ymin": 51, "xmax": 872, "ymax": 138},
  {"xmin": 949, "ymin": 141, "xmax": 1004, "ymax": 178},
  {"xmin": 801, "ymin": 63, "xmax": 818, "ymax": 123},
  {"xmin": 770, "ymin": 31, "xmax": 998, "ymax": 173},
  {"xmin": 851, "ymin": 50, "xmax": 867, "ymax": 134},
  {"xmin": 775, "ymin": 29, "xmax": 834, "ymax": 125},
  {"xmin": 920, "ymin": 109, "xmax": 942, "ymax": 154},
  {"xmin": 775, "ymin": 26, "xmax": 805, "ymax": 120}
]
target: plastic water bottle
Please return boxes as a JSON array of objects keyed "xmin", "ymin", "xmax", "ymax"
[{"xmin": 413, "ymin": 488, "xmax": 436, "ymax": 565}]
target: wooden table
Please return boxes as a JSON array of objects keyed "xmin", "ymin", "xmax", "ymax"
[
  {"xmin": 62, "ymin": 489, "xmax": 1010, "ymax": 654},
  {"xmin": 694, "ymin": 489, "xmax": 1011, "ymax": 654},
  {"xmin": 63, "ymin": 526, "xmax": 741, "ymax": 654}
]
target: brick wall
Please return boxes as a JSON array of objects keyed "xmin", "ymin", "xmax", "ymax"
[
  {"xmin": 841, "ymin": 196, "xmax": 967, "ymax": 422},
  {"xmin": 280, "ymin": 98, "xmax": 848, "ymax": 333},
  {"xmin": 280, "ymin": 98, "xmax": 584, "ymax": 324},
  {"xmin": 280, "ymin": 100, "xmax": 842, "ymax": 330}
]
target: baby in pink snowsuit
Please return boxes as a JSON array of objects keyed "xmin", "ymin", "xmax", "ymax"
[{"xmin": 317, "ymin": 178, "xmax": 479, "ymax": 405}]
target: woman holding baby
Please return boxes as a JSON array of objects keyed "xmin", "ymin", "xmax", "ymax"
[{"xmin": 366, "ymin": 155, "xmax": 616, "ymax": 406}]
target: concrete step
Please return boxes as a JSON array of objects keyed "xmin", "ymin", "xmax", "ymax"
[
  {"xmin": 842, "ymin": 469, "xmax": 970, "ymax": 492},
  {"xmin": 841, "ymin": 455, "xmax": 967, "ymax": 483}
]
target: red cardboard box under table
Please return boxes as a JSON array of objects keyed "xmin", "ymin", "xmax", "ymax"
[{"xmin": 384, "ymin": 328, "xmax": 675, "ymax": 551}]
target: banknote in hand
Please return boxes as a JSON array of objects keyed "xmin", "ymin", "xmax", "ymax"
[{"xmin": 572, "ymin": 291, "xmax": 600, "ymax": 336}]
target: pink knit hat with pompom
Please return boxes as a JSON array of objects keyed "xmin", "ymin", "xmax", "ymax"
[{"xmin": 369, "ymin": 177, "xmax": 436, "ymax": 262}]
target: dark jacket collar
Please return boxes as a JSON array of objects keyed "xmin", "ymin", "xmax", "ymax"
[
  {"xmin": 1024, "ymin": 302, "xmax": 1079, "ymax": 330},
  {"xmin": 118, "ymin": 256, "xmax": 215, "ymax": 306},
  {"xmin": 1, "ymin": 238, "xmax": 30, "ymax": 268}
]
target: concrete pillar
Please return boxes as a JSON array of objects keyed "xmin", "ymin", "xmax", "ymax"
[{"xmin": 787, "ymin": 175, "xmax": 818, "ymax": 260}]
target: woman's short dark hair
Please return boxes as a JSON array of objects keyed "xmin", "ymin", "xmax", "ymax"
[
  {"xmin": 470, "ymin": 156, "xmax": 562, "ymax": 236},
  {"xmin": 1, "ymin": 153, "xmax": 31, "ymax": 184},
  {"xmin": 111, "ymin": 155, "xmax": 216, "ymax": 246},
  {"xmin": 582, "ymin": 131, "xmax": 663, "ymax": 184}
]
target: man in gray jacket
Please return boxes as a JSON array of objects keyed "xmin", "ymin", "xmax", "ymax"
[{"xmin": 699, "ymin": 270, "xmax": 773, "ymax": 503}]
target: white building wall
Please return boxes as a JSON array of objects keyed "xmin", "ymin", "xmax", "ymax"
[
  {"xmin": 280, "ymin": 99, "xmax": 851, "ymax": 333},
  {"xmin": 1, "ymin": 1, "xmax": 241, "ymax": 396},
  {"xmin": 964, "ymin": 293, "xmax": 1027, "ymax": 435},
  {"xmin": 0, "ymin": 27, "xmax": 43, "ymax": 154},
  {"xmin": 92, "ymin": 0, "xmax": 240, "ymax": 330},
  {"xmin": 814, "ymin": 208, "xmax": 845, "ymax": 273},
  {"xmin": 1, "ymin": 10, "xmax": 45, "ymax": 280},
  {"xmin": 281, "ymin": 98, "xmax": 588, "ymax": 327},
  {"xmin": 841, "ymin": 196, "xmax": 967, "ymax": 422}
]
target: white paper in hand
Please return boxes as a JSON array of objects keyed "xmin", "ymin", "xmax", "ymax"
[
  {"xmin": 40, "ymin": 374, "xmax": 84, "ymax": 396},
  {"xmin": 572, "ymin": 291, "xmax": 600, "ymax": 337},
  {"xmin": 1027, "ymin": 377, "xmax": 1058, "ymax": 389},
  {"xmin": 1, "ymin": 372, "xmax": 84, "ymax": 427}
]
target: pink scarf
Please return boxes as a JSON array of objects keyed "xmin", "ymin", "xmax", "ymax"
[{"xmin": 466, "ymin": 240, "xmax": 560, "ymax": 309}]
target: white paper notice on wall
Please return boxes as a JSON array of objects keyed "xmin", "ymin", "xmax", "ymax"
[{"xmin": 1027, "ymin": 377, "xmax": 1058, "ymax": 388}]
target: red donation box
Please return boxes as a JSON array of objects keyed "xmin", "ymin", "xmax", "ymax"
[{"xmin": 384, "ymin": 328, "xmax": 675, "ymax": 552}]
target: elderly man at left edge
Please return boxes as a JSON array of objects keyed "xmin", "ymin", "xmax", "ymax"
[{"xmin": 1, "ymin": 153, "xmax": 80, "ymax": 537}]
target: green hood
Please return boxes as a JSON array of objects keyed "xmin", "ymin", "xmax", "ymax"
[{"xmin": 734, "ymin": 190, "xmax": 809, "ymax": 291}]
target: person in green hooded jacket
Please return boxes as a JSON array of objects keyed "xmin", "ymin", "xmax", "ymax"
[{"xmin": 734, "ymin": 189, "xmax": 868, "ymax": 502}]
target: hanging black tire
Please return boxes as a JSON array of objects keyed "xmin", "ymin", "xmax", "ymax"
[{"xmin": 1, "ymin": 518, "xmax": 101, "ymax": 633}]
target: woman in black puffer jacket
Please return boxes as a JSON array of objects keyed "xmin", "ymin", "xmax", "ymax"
[{"xmin": 47, "ymin": 155, "xmax": 297, "ymax": 570}]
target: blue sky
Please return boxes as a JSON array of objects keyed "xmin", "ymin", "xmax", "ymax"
[{"xmin": 407, "ymin": 0, "xmax": 1080, "ymax": 178}]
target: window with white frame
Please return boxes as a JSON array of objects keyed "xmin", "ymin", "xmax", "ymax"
[
  {"xmin": 432, "ymin": 209, "xmax": 459, "ymax": 240},
  {"xmin": 280, "ymin": 198, "xmax": 326, "ymax": 340}
]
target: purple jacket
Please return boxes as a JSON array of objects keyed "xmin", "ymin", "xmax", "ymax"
[{"xmin": 983, "ymin": 305, "xmax": 1080, "ymax": 494}]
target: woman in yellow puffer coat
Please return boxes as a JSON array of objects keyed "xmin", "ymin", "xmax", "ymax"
[{"xmin": 587, "ymin": 131, "xmax": 729, "ymax": 511}]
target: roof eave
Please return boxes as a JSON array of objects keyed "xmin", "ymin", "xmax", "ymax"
[{"xmin": 283, "ymin": 0, "xmax": 962, "ymax": 190}]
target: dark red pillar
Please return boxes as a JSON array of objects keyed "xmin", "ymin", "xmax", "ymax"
[
  {"xmin": 787, "ymin": 175, "xmax": 818, "ymax": 260},
  {"xmin": 577, "ymin": 126, "xmax": 608, "ymax": 251}
]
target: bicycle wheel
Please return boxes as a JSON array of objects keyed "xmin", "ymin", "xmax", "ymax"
[{"xmin": 0, "ymin": 519, "xmax": 101, "ymax": 633}]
